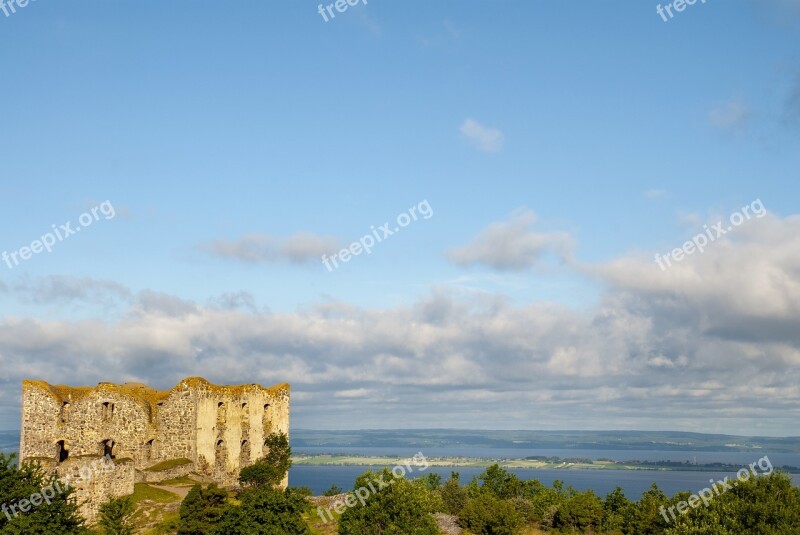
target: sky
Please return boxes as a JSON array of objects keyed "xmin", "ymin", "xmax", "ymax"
[{"xmin": 0, "ymin": 0, "xmax": 799, "ymax": 434}]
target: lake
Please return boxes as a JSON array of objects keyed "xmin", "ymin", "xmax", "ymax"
[
  {"xmin": 291, "ymin": 446, "xmax": 799, "ymax": 498},
  {"xmin": 289, "ymin": 464, "xmax": 797, "ymax": 499}
]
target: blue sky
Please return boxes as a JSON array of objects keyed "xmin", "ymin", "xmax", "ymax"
[{"xmin": 1, "ymin": 0, "xmax": 799, "ymax": 434}]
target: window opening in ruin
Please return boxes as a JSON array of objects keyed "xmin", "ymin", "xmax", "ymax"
[
  {"xmin": 102, "ymin": 402, "xmax": 115, "ymax": 420},
  {"xmin": 56, "ymin": 440, "xmax": 69, "ymax": 462},
  {"xmin": 101, "ymin": 439, "xmax": 116, "ymax": 459},
  {"xmin": 240, "ymin": 440, "xmax": 250, "ymax": 464}
]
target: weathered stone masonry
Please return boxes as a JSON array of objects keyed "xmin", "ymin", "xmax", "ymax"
[{"xmin": 19, "ymin": 377, "xmax": 290, "ymax": 522}]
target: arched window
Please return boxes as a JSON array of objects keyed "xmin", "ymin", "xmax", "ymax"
[
  {"xmin": 215, "ymin": 439, "xmax": 226, "ymax": 471},
  {"xmin": 101, "ymin": 439, "xmax": 116, "ymax": 459},
  {"xmin": 56, "ymin": 440, "xmax": 69, "ymax": 463},
  {"xmin": 101, "ymin": 402, "xmax": 115, "ymax": 421},
  {"xmin": 240, "ymin": 439, "xmax": 250, "ymax": 465}
]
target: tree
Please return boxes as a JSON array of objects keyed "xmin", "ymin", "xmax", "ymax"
[
  {"xmin": 523, "ymin": 479, "xmax": 566, "ymax": 529},
  {"xmin": 239, "ymin": 432, "xmax": 292, "ymax": 487},
  {"xmin": 323, "ymin": 484, "xmax": 343, "ymax": 496},
  {"xmin": 422, "ymin": 472, "xmax": 442, "ymax": 491},
  {"xmin": 98, "ymin": 496, "xmax": 135, "ymax": 535},
  {"xmin": 177, "ymin": 484, "xmax": 228, "ymax": 535},
  {"xmin": 459, "ymin": 492, "xmax": 523, "ymax": 535},
  {"xmin": 478, "ymin": 464, "xmax": 525, "ymax": 500},
  {"xmin": 213, "ymin": 485, "xmax": 311, "ymax": 535},
  {"xmin": 552, "ymin": 489, "xmax": 604, "ymax": 532},
  {"xmin": 338, "ymin": 468, "xmax": 439, "ymax": 535},
  {"xmin": 0, "ymin": 453, "xmax": 88, "ymax": 535},
  {"xmin": 626, "ymin": 483, "xmax": 670, "ymax": 535},
  {"xmin": 666, "ymin": 472, "xmax": 800, "ymax": 535},
  {"xmin": 602, "ymin": 486, "xmax": 633, "ymax": 533},
  {"xmin": 439, "ymin": 473, "xmax": 467, "ymax": 515}
]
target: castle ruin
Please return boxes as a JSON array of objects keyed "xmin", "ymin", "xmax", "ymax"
[{"xmin": 19, "ymin": 377, "xmax": 290, "ymax": 522}]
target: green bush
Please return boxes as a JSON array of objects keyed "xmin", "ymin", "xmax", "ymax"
[
  {"xmin": 439, "ymin": 473, "xmax": 468, "ymax": 515},
  {"xmin": 213, "ymin": 486, "xmax": 310, "ymax": 535},
  {"xmin": 459, "ymin": 492, "xmax": 523, "ymax": 535},
  {"xmin": 98, "ymin": 496, "xmax": 135, "ymax": 535},
  {"xmin": 601, "ymin": 486, "xmax": 633, "ymax": 534},
  {"xmin": 239, "ymin": 432, "xmax": 292, "ymax": 487},
  {"xmin": 322, "ymin": 484, "xmax": 343, "ymax": 496},
  {"xmin": 666, "ymin": 472, "xmax": 800, "ymax": 535},
  {"xmin": 0, "ymin": 453, "xmax": 88, "ymax": 535},
  {"xmin": 552, "ymin": 489, "xmax": 603, "ymax": 533},
  {"xmin": 337, "ymin": 468, "xmax": 439, "ymax": 535},
  {"xmin": 478, "ymin": 464, "xmax": 526, "ymax": 499},
  {"xmin": 177, "ymin": 484, "xmax": 228, "ymax": 535},
  {"xmin": 624, "ymin": 483, "xmax": 669, "ymax": 535},
  {"xmin": 524, "ymin": 479, "xmax": 566, "ymax": 528}
]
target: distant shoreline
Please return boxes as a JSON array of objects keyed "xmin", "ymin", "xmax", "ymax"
[{"xmin": 292, "ymin": 454, "xmax": 800, "ymax": 474}]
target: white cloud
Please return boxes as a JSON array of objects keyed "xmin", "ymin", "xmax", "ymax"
[
  {"xmin": 709, "ymin": 97, "xmax": 751, "ymax": 131},
  {"xmin": 202, "ymin": 231, "xmax": 340, "ymax": 265},
  {"xmin": 460, "ymin": 119, "xmax": 504, "ymax": 153},
  {"xmin": 644, "ymin": 189, "xmax": 668, "ymax": 199},
  {"xmin": 443, "ymin": 20, "xmax": 461, "ymax": 38},
  {"xmin": 2, "ymin": 214, "xmax": 800, "ymax": 433},
  {"xmin": 446, "ymin": 209, "xmax": 572, "ymax": 271}
]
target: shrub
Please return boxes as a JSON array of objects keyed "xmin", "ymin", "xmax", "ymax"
[
  {"xmin": 177, "ymin": 484, "xmax": 228, "ymax": 535},
  {"xmin": 0, "ymin": 453, "xmax": 88, "ymax": 535},
  {"xmin": 323, "ymin": 484, "xmax": 343, "ymax": 496},
  {"xmin": 98, "ymin": 496, "xmax": 135, "ymax": 535},
  {"xmin": 338, "ymin": 468, "xmax": 439, "ymax": 535},
  {"xmin": 552, "ymin": 489, "xmax": 604, "ymax": 532},
  {"xmin": 666, "ymin": 472, "xmax": 800, "ymax": 535},
  {"xmin": 213, "ymin": 486, "xmax": 311, "ymax": 535},
  {"xmin": 239, "ymin": 432, "xmax": 292, "ymax": 487},
  {"xmin": 439, "ymin": 474, "xmax": 468, "ymax": 515},
  {"xmin": 459, "ymin": 493, "xmax": 523, "ymax": 535}
]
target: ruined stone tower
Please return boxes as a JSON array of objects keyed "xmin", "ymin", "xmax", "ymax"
[{"xmin": 19, "ymin": 377, "xmax": 290, "ymax": 521}]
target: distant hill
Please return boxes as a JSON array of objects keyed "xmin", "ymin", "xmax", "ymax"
[
  {"xmin": 291, "ymin": 429, "xmax": 800, "ymax": 453},
  {"xmin": 3, "ymin": 428, "xmax": 799, "ymax": 456}
]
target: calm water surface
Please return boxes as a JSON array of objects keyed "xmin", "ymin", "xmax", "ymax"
[{"xmin": 292, "ymin": 446, "xmax": 799, "ymax": 497}]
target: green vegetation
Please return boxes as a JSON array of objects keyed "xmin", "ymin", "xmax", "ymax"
[
  {"xmin": 239, "ymin": 432, "xmax": 292, "ymax": 487},
  {"xmin": 145, "ymin": 459, "xmax": 193, "ymax": 472},
  {"xmin": 98, "ymin": 496, "xmax": 135, "ymax": 535},
  {"xmin": 291, "ymin": 453, "xmax": 800, "ymax": 473},
  {"xmin": 158, "ymin": 475, "xmax": 197, "ymax": 486},
  {"xmin": 174, "ymin": 431, "xmax": 309, "ymax": 534},
  {"xmin": 177, "ymin": 484, "xmax": 229, "ymax": 535},
  {"xmin": 337, "ymin": 468, "xmax": 440, "ymax": 535},
  {"xmin": 131, "ymin": 483, "xmax": 181, "ymax": 505},
  {"xmin": 0, "ymin": 452, "xmax": 88, "ymax": 534},
  {"xmin": 214, "ymin": 486, "xmax": 311, "ymax": 534},
  {"xmin": 160, "ymin": 456, "xmax": 800, "ymax": 534},
  {"xmin": 428, "ymin": 464, "xmax": 800, "ymax": 534},
  {"xmin": 322, "ymin": 484, "xmax": 343, "ymax": 496}
]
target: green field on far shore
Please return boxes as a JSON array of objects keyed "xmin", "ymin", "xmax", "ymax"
[{"xmin": 291, "ymin": 454, "xmax": 800, "ymax": 473}]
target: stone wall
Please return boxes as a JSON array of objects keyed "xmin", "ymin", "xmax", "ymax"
[
  {"xmin": 31, "ymin": 455, "xmax": 135, "ymax": 524},
  {"xmin": 193, "ymin": 381, "xmax": 291, "ymax": 486},
  {"xmin": 138, "ymin": 459, "xmax": 195, "ymax": 483},
  {"xmin": 19, "ymin": 377, "xmax": 290, "ymax": 521}
]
